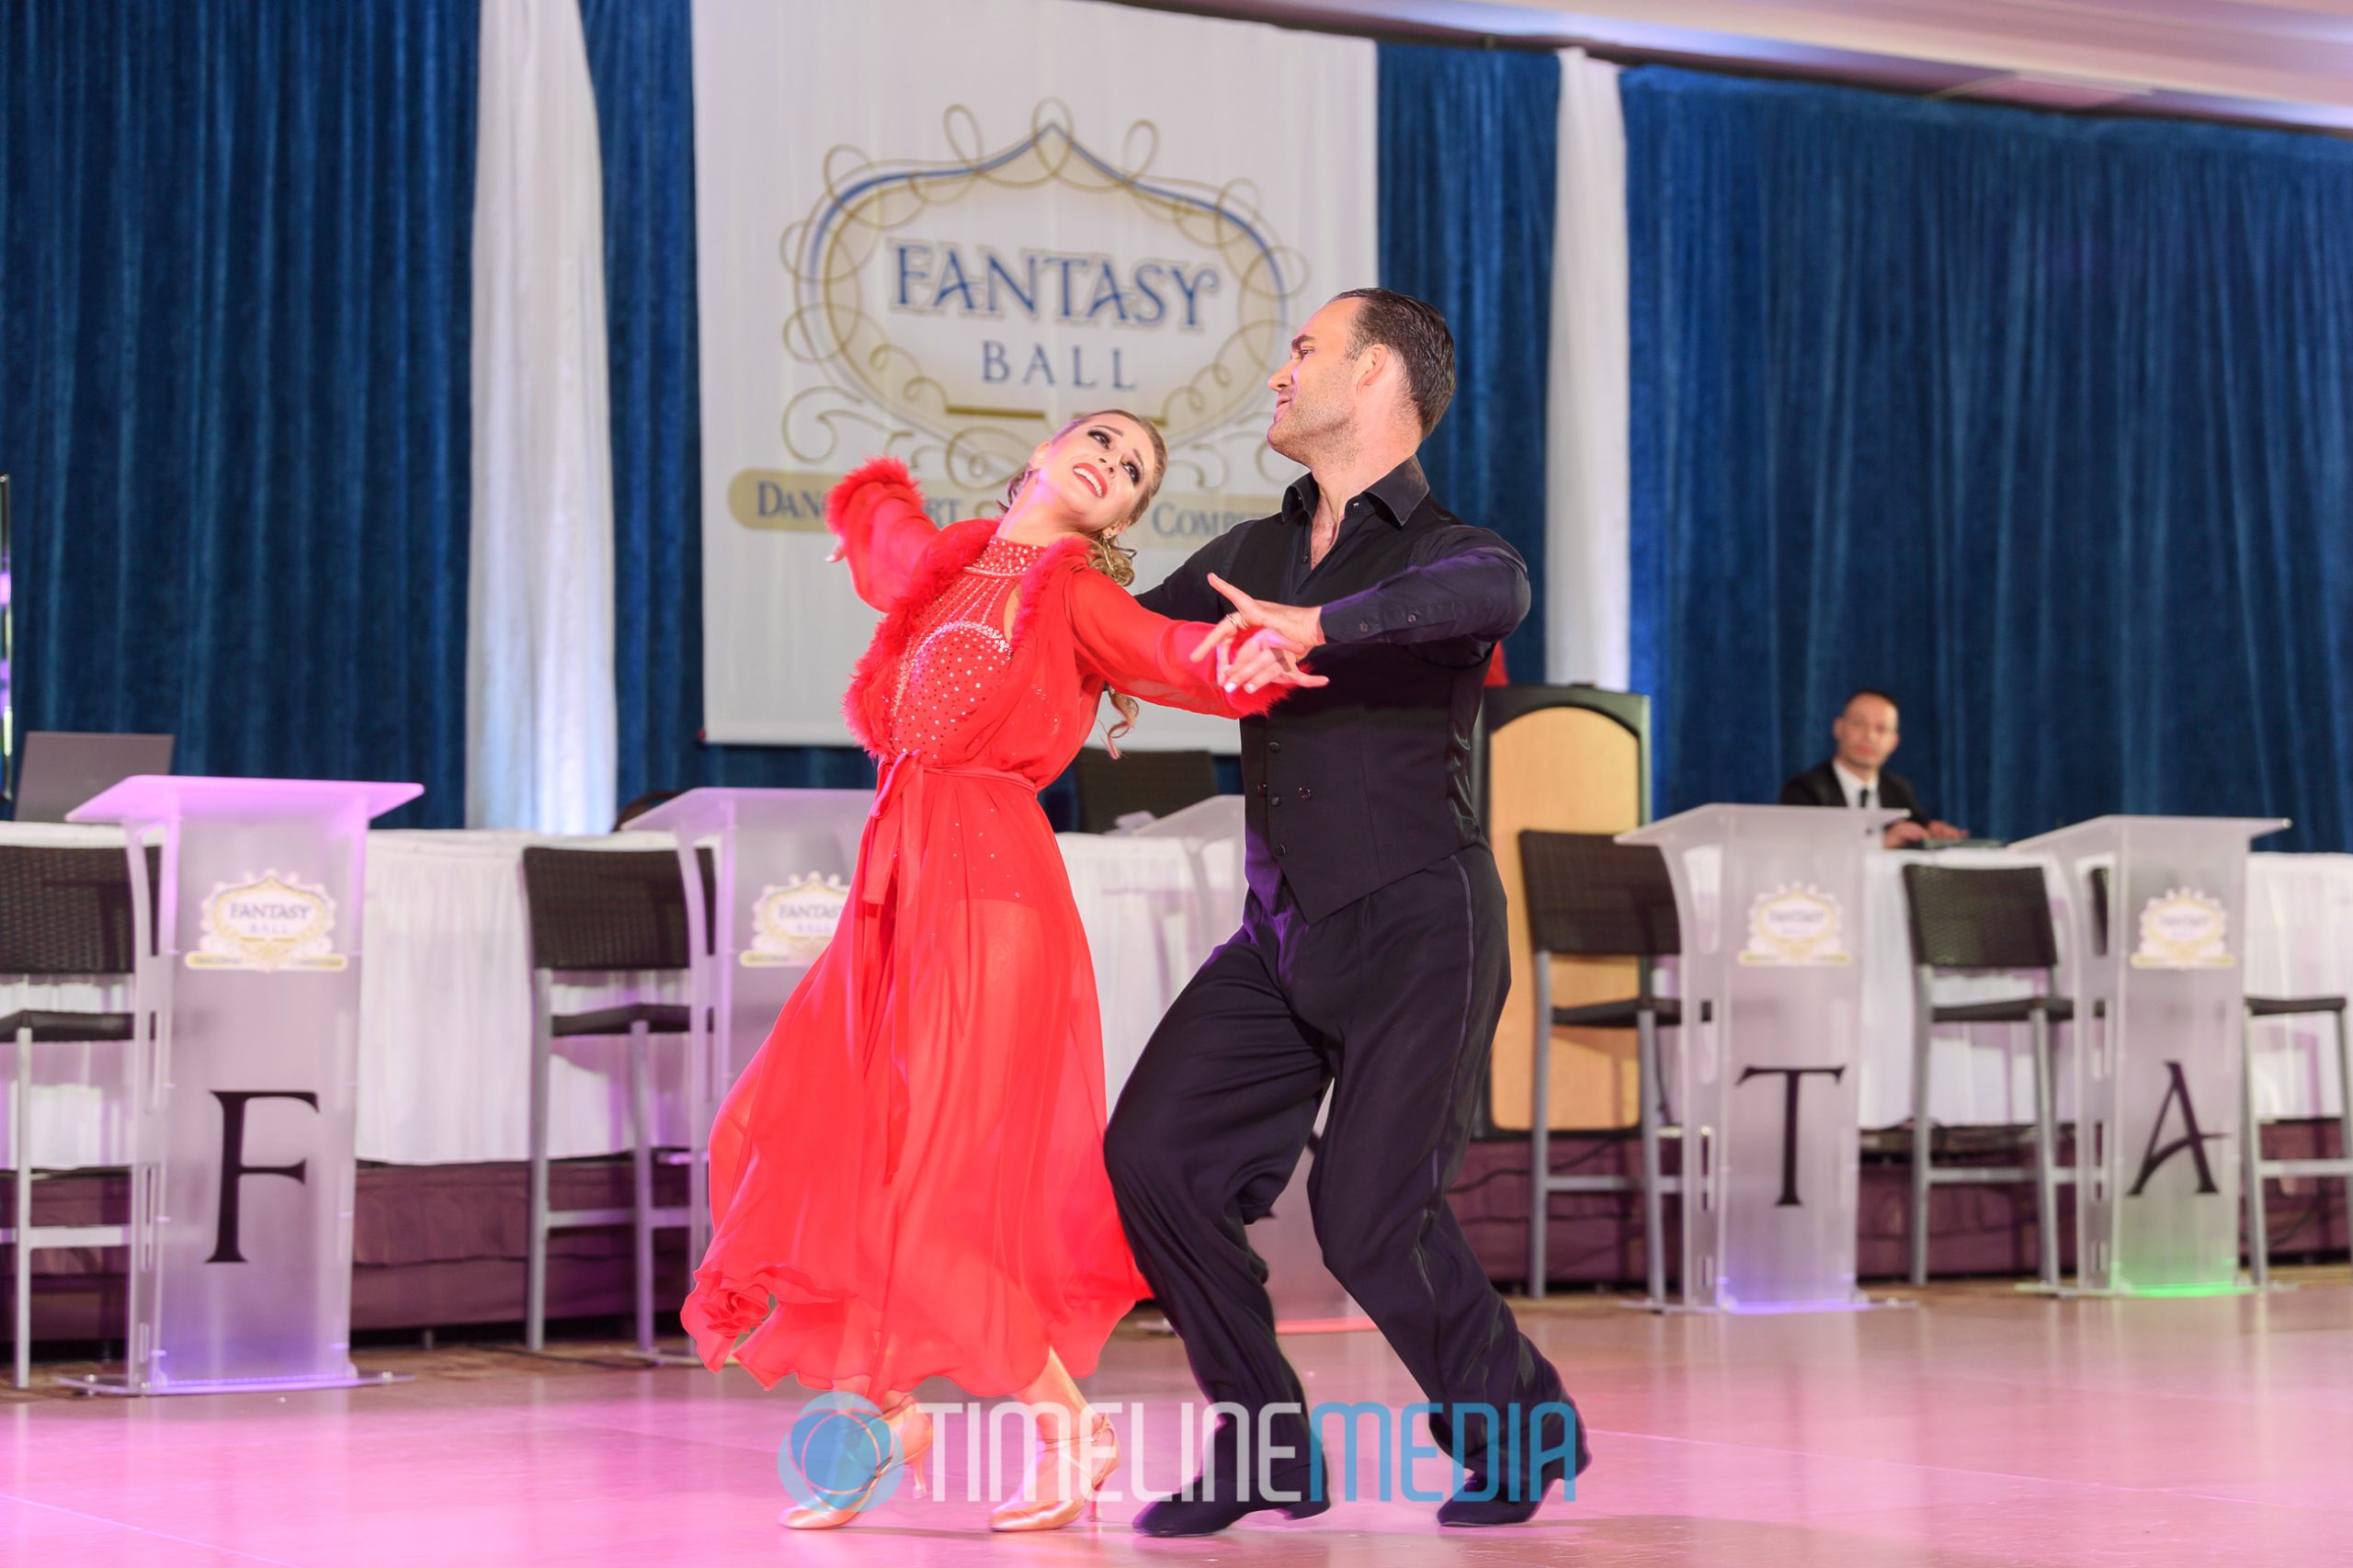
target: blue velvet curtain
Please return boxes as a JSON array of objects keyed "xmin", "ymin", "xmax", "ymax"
[
  {"xmin": 581, "ymin": 0, "xmax": 875, "ymax": 817},
  {"xmin": 1376, "ymin": 42, "xmax": 1558, "ymax": 685},
  {"xmin": 0, "ymin": 1, "xmax": 479, "ymax": 827},
  {"xmin": 1626, "ymin": 68, "xmax": 2353, "ymax": 851}
]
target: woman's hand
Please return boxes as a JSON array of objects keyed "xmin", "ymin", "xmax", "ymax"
[{"xmin": 1188, "ymin": 574, "xmax": 1329, "ymax": 693}]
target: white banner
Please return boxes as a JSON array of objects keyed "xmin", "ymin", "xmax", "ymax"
[{"xmin": 691, "ymin": 0, "xmax": 1377, "ymax": 748}]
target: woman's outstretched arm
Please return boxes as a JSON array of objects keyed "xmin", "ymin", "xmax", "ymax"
[
  {"xmin": 1064, "ymin": 567, "xmax": 1317, "ymax": 720},
  {"xmin": 824, "ymin": 457, "xmax": 940, "ymax": 611}
]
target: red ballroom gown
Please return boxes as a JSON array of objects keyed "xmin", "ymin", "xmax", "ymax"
[{"xmin": 681, "ymin": 457, "xmax": 1279, "ymax": 1397}]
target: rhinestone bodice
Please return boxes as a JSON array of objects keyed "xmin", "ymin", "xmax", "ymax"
[{"xmin": 888, "ymin": 534, "xmax": 1044, "ymax": 756}]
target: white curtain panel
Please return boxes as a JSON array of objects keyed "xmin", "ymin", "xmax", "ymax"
[
  {"xmin": 1544, "ymin": 50, "xmax": 1631, "ymax": 689},
  {"xmin": 467, "ymin": 0, "xmax": 619, "ymax": 833}
]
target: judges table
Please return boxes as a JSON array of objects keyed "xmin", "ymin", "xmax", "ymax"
[
  {"xmin": 4, "ymin": 817, "xmax": 2347, "ymax": 1168},
  {"xmin": 1855, "ymin": 848, "xmax": 2353, "ymax": 1131},
  {"xmin": 0, "ymin": 812, "xmax": 1245, "ymax": 1170}
]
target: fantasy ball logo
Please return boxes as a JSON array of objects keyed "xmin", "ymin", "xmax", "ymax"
[
  {"xmin": 779, "ymin": 1392, "xmax": 905, "ymax": 1513},
  {"xmin": 729, "ymin": 101, "xmax": 1313, "ymax": 549}
]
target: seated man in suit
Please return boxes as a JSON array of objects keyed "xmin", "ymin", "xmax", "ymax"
[{"xmin": 1780, "ymin": 688, "xmax": 1966, "ymax": 848}]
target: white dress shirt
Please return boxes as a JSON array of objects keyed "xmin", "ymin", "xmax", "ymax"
[{"xmin": 1832, "ymin": 759, "xmax": 1881, "ymax": 812}]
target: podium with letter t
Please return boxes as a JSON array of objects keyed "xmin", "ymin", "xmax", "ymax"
[
  {"xmin": 624, "ymin": 789, "xmax": 870, "ymax": 1268},
  {"xmin": 2015, "ymin": 815, "xmax": 2285, "ymax": 1296},
  {"xmin": 63, "ymin": 775, "xmax": 420, "ymax": 1393},
  {"xmin": 1620, "ymin": 803, "xmax": 1904, "ymax": 1311}
]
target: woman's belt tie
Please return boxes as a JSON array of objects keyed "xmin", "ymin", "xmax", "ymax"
[{"xmin": 857, "ymin": 752, "xmax": 1033, "ymax": 909}]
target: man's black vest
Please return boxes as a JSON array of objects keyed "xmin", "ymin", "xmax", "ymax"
[{"xmin": 1137, "ymin": 475, "xmax": 1516, "ymax": 923}]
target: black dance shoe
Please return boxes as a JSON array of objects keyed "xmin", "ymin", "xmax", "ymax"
[
  {"xmin": 1434, "ymin": 1400, "xmax": 1591, "ymax": 1528},
  {"xmin": 1132, "ymin": 1449, "xmax": 1332, "ymax": 1538},
  {"xmin": 1132, "ymin": 1479, "xmax": 1330, "ymax": 1537}
]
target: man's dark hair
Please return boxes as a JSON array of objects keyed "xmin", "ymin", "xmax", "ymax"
[
  {"xmin": 1331, "ymin": 288, "xmax": 1455, "ymax": 437},
  {"xmin": 1844, "ymin": 688, "xmax": 1901, "ymax": 714}
]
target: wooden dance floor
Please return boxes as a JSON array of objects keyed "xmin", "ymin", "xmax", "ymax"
[{"xmin": 7, "ymin": 1276, "xmax": 2352, "ymax": 1566}]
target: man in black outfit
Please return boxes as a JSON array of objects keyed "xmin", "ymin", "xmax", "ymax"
[
  {"xmin": 1779, "ymin": 688, "xmax": 1966, "ymax": 848},
  {"xmin": 1109, "ymin": 289, "xmax": 1585, "ymax": 1536}
]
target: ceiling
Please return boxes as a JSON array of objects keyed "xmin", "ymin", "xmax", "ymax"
[{"xmin": 1161, "ymin": 0, "xmax": 2353, "ymax": 131}]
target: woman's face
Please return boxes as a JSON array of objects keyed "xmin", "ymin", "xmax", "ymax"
[{"xmin": 1026, "ymin": 415, "xmax": 1158, "ymax": 535}]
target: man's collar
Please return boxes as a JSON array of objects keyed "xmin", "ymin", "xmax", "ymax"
[
  {"xmin": 1279, "ymin": 456, "xmax": 1430, "ymax": 528},
  {"xmin": 1831, "ymin": 757, "xmax": 1879, "ymax": 794}
]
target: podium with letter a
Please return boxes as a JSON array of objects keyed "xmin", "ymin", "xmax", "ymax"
[
  {"xmin": 2015, "ymin": 815, "xmax": 2284, "ymax": 1296},
  {"xmin": 64, "ymin": 776, "xmax": 421, "ymax": 1393},
  {"xmin": 625, "ymin": 789, "xmax": 870, "ymax": 1268},
  {"xmin": 1620, "ymin": 804, "xmax": 1904, "ymax": 1311}
]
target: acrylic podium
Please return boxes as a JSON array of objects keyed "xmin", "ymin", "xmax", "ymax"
[
  {"xmin": 625, "ymin": 789, "xmax": 871, "ymax": 1268},
  {"xmin": 63, "ymin": 775, "xmax": 422, "ymax": 1393},
  {"xmin": 1620, "ymin": 803, "xmax": 1904, "ymax": 1311},
  {"xmin": 2015, "ymin": 815, "xmax": 2286, "ymax": 1295}
]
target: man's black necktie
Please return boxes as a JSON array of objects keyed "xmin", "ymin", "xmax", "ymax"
[{"xmin": 1859, "ymin": 787, "xmax": 1873, "ymax": 811}]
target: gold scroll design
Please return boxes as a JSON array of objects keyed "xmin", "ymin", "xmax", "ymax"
[
  {"xmin": 742, "ymin": 874, "xmax": 852, "ymax": 968},
  {"xmin": 188, "ymin": 870, "xmax": 347, "ymax": 972},
  {"xmin": 1738, "ymin": 883, "xmax": 1853, "ymax": 967},
  {"xmin": 777, "ymin": 101, "xmax": 1308, "ymax": 499},
  {"xmin": 2131, "ymin": 887, "xmax": 2234, "ymax": 969}
]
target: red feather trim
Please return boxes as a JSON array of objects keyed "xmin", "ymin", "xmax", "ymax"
[
  {"xmin": 838, "ymin": 516, "xmax": 997, "ymax": 756},
  {"xmin": 822, "ymin": 455, "xmax": 919, "ymax": 542},
  {"xmin": 1006, "ymin": 536, "xmax": 1095, "ymax": 652}
]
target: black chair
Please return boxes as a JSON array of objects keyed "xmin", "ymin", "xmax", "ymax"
[
  {"xmin": 519, "ymin": 846, "xmax": 699, "ymax": 1357},
  {"xmin": 613, "ymin": 790, "xmax": 684, "ymax": 832},
  {"xmin": 1073, "ymin": 747, "xmax": 1217, "ymax": 833},
  {"xmin": 0, "ymin": 846, "xmax": 140, "ymax": 1389},
  {"xmin": 1902, "ymin": 863, "xmax": 2076, "ymax": 1288},
  {"xmin": 2088, "ymin": 867, "xmax": 2351, "ymax": 1285},
  {"xmin": 1517, "ymin": 831, "xmax": 1692, "ymax": 1305}
]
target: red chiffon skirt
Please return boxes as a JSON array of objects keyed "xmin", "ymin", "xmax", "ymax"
[{"xmin": 681, "ymin": 772, "xmax": 1148, "ymax": 1396}]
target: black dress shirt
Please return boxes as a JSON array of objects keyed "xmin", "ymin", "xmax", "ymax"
[{"xmin": 1136, "ymin": 457, "xmax": 1529, "ymax": 921}]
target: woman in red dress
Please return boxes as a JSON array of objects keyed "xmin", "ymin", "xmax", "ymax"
[{"xmin": 682, "ymin": 411, "xmax": 1312, "ymax": 1531}]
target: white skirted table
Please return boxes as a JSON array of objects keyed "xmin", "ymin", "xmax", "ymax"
[
  {"xmin": 3, "ymin": 819, "xmax": 2345, "ymax": 1167},
  {"xmin": 0, "ymin": 814, "xmax": 1243, "ymax": 1169},
  {"xmin": 1853, "ymin": 849, "xmax": 2353, "ymax": 1129}
]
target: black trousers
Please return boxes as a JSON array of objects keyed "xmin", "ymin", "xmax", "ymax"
[{"xmin": 1105, "ymin": 843, "xmax": 1572, "ymax": 1483}]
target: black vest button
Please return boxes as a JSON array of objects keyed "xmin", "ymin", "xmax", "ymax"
[{"xmin": 1297, "ymin": 787, "xmax": 1313, "ymax": 801}]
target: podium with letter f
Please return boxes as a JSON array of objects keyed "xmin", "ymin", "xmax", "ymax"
[
  {"xmin": 2015, "ymin": 815, "xmax": 2285, "ymax": 1296},
  {"xmin": 1620, "ymin": 804, "xmax": 1903, "ymax": 1311},
  {"xmin": 64, "ymin": 776, "xmax": 420, "ymax": 1393}
]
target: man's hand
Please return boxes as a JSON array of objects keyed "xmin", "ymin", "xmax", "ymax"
[
  {"xmin": 1926, "ymin": 820, "xmax": 1967, "ymax": 842},
  {"xmin": 1883, "ymin": 820, "xmax": 1930, "ymax": 849},
  {"xmin": 1189, "ymin": 574, "xmax": 1330, "ymax": 694}
]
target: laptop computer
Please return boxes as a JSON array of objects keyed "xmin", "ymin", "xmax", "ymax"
[{"xmin": 12, "ymin": 732, "xmax": 176, "ymax": 822}]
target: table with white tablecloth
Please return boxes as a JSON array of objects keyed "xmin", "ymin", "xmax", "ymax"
[
  {"xmin": 1854, "ymin": 850, "xmax": 2352, "ymax": 1129},
  {"xmin": 1, "ymin": 810, "xmax": 1246, "ymax": 1169},
  {"xmin": 5, "ymin": 815, "xmax": 2347, "ymax": 1167}
]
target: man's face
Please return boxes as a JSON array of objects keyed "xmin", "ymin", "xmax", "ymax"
[
  {"xmin": 1267, "ymin": 297, "xmax": 1366, "ymax": 463},
  {"xmin": 1834, "ymin": 695, "xmax": 1900, "ymax": 772}
]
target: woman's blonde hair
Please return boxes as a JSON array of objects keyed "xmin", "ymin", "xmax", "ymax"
[{"xmin": 1001, "ymin": 409, "xmax": 1169, "ymax": 749}]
